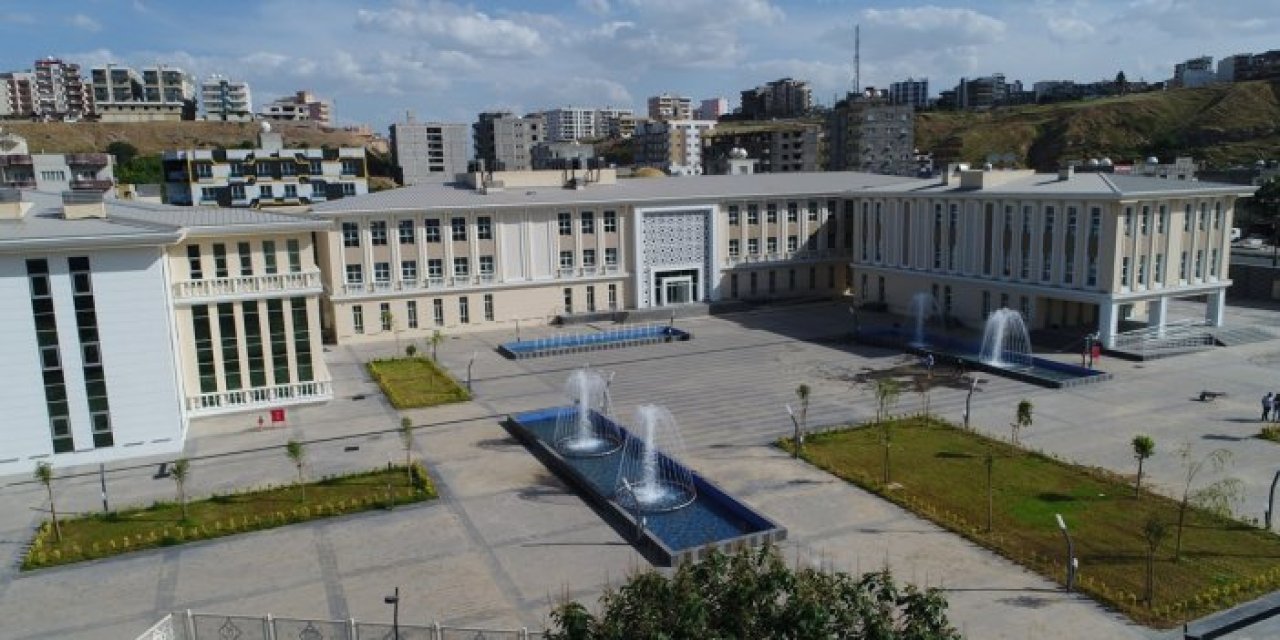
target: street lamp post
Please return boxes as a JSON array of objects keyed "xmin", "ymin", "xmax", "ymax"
[
  {"xmin": 384, "ymin": 587, "xmax": 400, "ymax": 640},
  {"xmin": 1056, "ymin": 514, "xmax": 1076, "ymax": 592},
  {"xmin": 964, "ymin": 376, "xmax": 983, "ymax": 431},
  {"xmin": 466, "ymin": 351, "xmax": 477, "ymax": 394},
  {"xmin": 1266, "ymin": 470, "xmax": 1280, "ymax": 530},
  {"xmin": 785, "ymin": 404, "xmax": 802, "ymax": 458}
]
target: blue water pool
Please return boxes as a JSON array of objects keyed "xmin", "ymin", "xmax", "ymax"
[
  {"xmin": 507, "ymin": 407, "xmax": 786, "ymax": 566},
  {"xmin": 499, "ymin": 324, "xmax": 691, "ymax": 359}
]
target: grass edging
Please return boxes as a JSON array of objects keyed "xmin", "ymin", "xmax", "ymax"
[
  {"xmin": 23, "ymin": 463, "xmax": 437, "ymax": 571},
  {"xmin": 781, "ymin": 417, "xmax": 1280, "ymax": 628},
  {"xmin": 367, "ymin": 357, "xmax": 470, "ymax": 409}
]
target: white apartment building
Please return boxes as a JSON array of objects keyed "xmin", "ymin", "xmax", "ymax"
[
  {"xmin": 647, "ymin": 94, "xmax": 693, "ymax": 121},
  {"xmin": 90, "ymin": 64, "xmax": 195, "ymax": 122},
  {"xmin": 542, "ymin": 107, "xmax": 637, "ymax": 142},
  {"xmin": 0, "ymin": 189, "xmax": 331, "ymax": 475},
  {"xmin": 34, "ymin": 57, "xmax": 91, "ymax": 121},
  {"xmin": 201, "ymin": 75, "xmax": 253, "ymax": 122},
  {"xmin": 0, "ymin": 131, "xmax": 115, "ymax": 193},
  {"xmin": 162, "ymin": 124, "xmax": 368, "ymax": 207},
  {"xmin": 259, "ymin": 91, "xmax": 331, "ymax": 126},
  {"xmin": 634, "ymin": 120, "xmax": 717, "ymax": 175},
  {"xmin": 695, "ymin": 97, "xmax": 728, "ymax": 121},
  {"xmin": 389, "ymin": 119, "xmax": 468, "ymax": 186}
]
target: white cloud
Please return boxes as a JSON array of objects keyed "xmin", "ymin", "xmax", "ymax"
[
  {"xmin": 69, "ymin": 13, "xmax": 101, "ymax": 32},
  {"xmin": 355, "ymin": 1, "xmax": 549, "ymax": 59},
  {"xmin": 858, "ymin": 6, "xmax": 1005, "ymax": 45},
  {"xmin": 1047, "ymin": 16, "xmax": 1097, "ymax": 43}
]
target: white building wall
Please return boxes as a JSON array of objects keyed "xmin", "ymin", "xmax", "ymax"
[{"xmin": 0, "ymin": 255, "xmax": 53, "ymax": 470}]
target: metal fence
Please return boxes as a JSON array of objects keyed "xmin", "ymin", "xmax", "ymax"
[
  {"xmin": 141, "ymin": 611, "xmax": 544, "ymax": 640},
  {"xmin": 1111, "ymin": 318, "xmax": 1215, "ymax": 356}
]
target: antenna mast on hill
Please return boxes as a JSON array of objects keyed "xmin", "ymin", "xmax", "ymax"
[{"xmin": 853, "ymin": 23, "xmax": 861, "ymax": 95}]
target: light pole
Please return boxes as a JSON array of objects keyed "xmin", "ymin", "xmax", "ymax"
[
  {"xmin": 1056, "ymin": 514, "xmax": 1076, "ymax": 592},
  {"xmin": 785, "ymin": 404, "xmax": 801, "ymax": 458},
  {"xmin": 384, "ymin": 587, "xmax": 400, "ymax": 639},
  {"xmin": 1266, "ymin": 470, "xmax": 1280, "ymax": 530},
  {"xmin": 466, "ymin": 351, "xmax": 477, "ymax": 394},
  {"xmin": 964, "ymin": 376, "xmax": 984, "ymax": 431}
]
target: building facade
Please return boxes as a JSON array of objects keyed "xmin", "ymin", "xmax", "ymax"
[
  {"xmin": 0, "ymin": 131, "xmax": 115, "ymax": 192},
  {"xmin": 633, "ymin": 120, "xmax": 716, "ymax": 175},
  {"xmin": 201, "ymin": 75, "xmax": 253, "ymax": 122},
  {"xmin": 647, "ymin": 94, "xmax": 693, "ymax": 121},
  {"xmin": 34, "ymin": 58, "xmax": 92, "ymax": 121},
  {"xmin": 389, "ymin": 119, "xmax": 468, "ymax": 185},
  {"xmin": 0, "ymin": 189, "xmax": 331, "ymax": 475},
  {"xmin": 162, "ymin": 126, "xmax": 368, "ymax": 207},
  {"xmin": 739, "ymin": 78, "xmax": 812, "ymax": 120},
  {"xmin": 90, "ymin": 64, "xmax": 196, "ymax": 122},
  {"xmin": 888, "ymin": 78, "xmax": 929, "ymax": 108},
  {"xmin": 826, "ymin": 97, "xmax": 915, "ymax": 176},
  {"xmin": 259, "ymin": 91, "xmax": 331, "ymax": 126},
  {"xmin": 701, "ymin": 121, "xmax": 824, "ymax": 174},
  {"xmin": 472, "ymin": 112, "xmax": 546, "ymax": 172},
  {"xmin": 696, "ymin": 97, "xmax": 728, "ymax": 121},
  {"xmin": 0, "ymin": 72, "xmax": 35, "ymax": 118}
]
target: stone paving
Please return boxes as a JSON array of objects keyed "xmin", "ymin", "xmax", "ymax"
[{"xmin": 3, "ymin": 301, "xmax": 1280, "ymax": 639}]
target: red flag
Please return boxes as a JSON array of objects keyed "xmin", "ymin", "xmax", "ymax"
[{"xmin": 270, "ymin": 408, "xmax": 286, "ymax": 423}]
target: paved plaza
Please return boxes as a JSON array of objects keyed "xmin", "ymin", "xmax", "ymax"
[{"xmin": 4, "ymin": 301, "xmax": 1280, "ymax": 639}]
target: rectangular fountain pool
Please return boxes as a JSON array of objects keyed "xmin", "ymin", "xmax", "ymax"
[
  {"xmin": 506, "ymin": 407, "xmax": 786, "ymax": 566},
  {"xmin": 498, "ymin": 324, "xmax": 691, "ymax": 359}
]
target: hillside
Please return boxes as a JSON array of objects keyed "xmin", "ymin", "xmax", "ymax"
[
  {"xmin": 0, "ymin": 121, "xmax": 371, "ymax": 155},
  {"xmin": 915, "ymin": 80, "xmax": 1280, "ymax": 170}
]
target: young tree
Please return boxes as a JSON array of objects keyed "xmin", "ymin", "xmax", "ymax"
[
  {"xmin": 405, "ymin": 343, "xmax": 418, "ymax": 358},
  {"xmin": 430, "ymin": 329, "xmax": 445, "ymax": 361},
  {"xmin": 1142, "ymin": 516, "xmax": 1167, "ymax": 607},
  {"xmin": 1174, "ymin": 444, "xmax": 1244, "ymax": 561},
  {"xmin": 399, "ymin": 417, "xmax": 415, "ymax": 485},
  {"xmin": 795, "ymin": 383, "xmax": 811, "ymax": 445},
  {"xmin": 874, "ymin": 378, "xmax": 902, "ymax": 485},
  {"xmin": 382, "ymin": 309, "xmax": 399, "ymax": 354},
  {"xmin": 33, "ymin": 462, "xmax": 61, "ymax": 542},
  {"xmin": 171, "ymin": 458, "xmax": 191, "ymax": 521},
  {"xmin": 1132, "ymin": 434, "xmax": 1155, "ymax": 495},
  {"xmin": 285, "ymin": 440, "xmax": 307, "ymax": 502},
  {"xmin": 985, "ymin": 446, "xmax": 995, "ymax": 533},
  {"xmin": 1011, "ymin": 399, "xmax": 1033, "ymax": 445},
  {"xmin": 545, "ymin": 546, "xmax": 960, "ymax": 640}
]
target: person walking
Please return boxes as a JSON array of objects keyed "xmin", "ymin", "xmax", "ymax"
[
  {"xmin": 1272, "ymin": 393, "xmax": 1280, "ymax": 423},
  {"xmin": 1265, "ymin": 392, "xmax": 1274, "ymax": 422}
]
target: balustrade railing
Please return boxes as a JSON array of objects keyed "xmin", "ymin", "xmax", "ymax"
[
  {"xmin": 186, "ymin": 380, "xmax": 332, "ymax": 414},
  {"xmin": 173, "ymin": 270, "xmax": 322, "ymax": 299}
]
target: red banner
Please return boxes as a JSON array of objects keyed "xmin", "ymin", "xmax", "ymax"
[{"xmin": 270, "ymin": 408, "xmax": 286, "ymax": 423}]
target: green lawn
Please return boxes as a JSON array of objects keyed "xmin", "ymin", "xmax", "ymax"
[
  {"xmin": 367, "ymin": 357, "xmax": 470, "ymax": 409},
  {"xmin": 786, "ymin": 418, "xmax": 1280, "ymax": 628},
  {"xmin": 24, "ymin": 464, "xmax": 435, "ymax": 570}
]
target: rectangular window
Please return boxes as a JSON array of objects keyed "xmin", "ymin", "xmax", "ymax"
[
  {"xmin": 452, "ymin": 217, "xmax": 467, "ymax": 241},
  {"xmin": 345, "ymin": 264, "xmax": 363, "ymax": 284},
  {"xmin": 1123, "ymin": 207, "xmax": 1132, "ymax": 236},
  {"xmin": 218, "ymin": 302, "xmax": 241, "ymax": 391},
  {"xmin": 728, "ymin": 205, "xmax": 740, "ymax": 226},
  {"xmin": 399, "ymin": 219, "xmax": 415, "ymax": 244},
  {"xmin": 407, "ymin": 300, "xmax": 419, "ymax": 329},
  {"xmin": 827, "ymin": 213, "xmax": 837, "ymax": 250},
  {"xmin": 608, "ymin": 284, "xmax": 617, "ymax": 309},
  {"xmin": 192, "ymin": 304, "xmax": 217, "ymax": 394},
  {"xmin": 1140, "ymin": 206, "xmax": 1150, "ymax": 235},
  {"xmin": 1180, "ymin": 251, "xmax": 1189, "ymax": 280},
  {"xmin": 558, "ymin": 212, "xmax": 572, "ymax": 236},
  {"xmin": 256, "ymin": 162, "xmax": 271, "ymax": 177},
  {"xmin": 370, "ymin": 221, "xmax": 388, "ymax": 246},
  {"xmin": 341, "ymin": 182, "xmax": 357, "ymax": 196},
  {"xmin": 483, "ymin": 294, "xmax": 494, "ymax": 321},
  {"xmin": 728, "ymin": 239, "xmax": 740, "ymax": 258},
  {"xmin": 477, "ymin": 216, "xmax": 493, "ymax": 240},
  {"xmin": 309, "ymin": 159, "xmax": 322, "ymax": 174},
  {"xmin": 290, "ymin": 298, "xmax": 313, "ymax": 382},
  {"xmin": 281, "ymin": 162, "xmax": 296, "ymax": 177},
  {"xmin": 238, "ymin": 242, "xmax": 253, "ymax": 276},
  {"xmin": 581, "ymin": 212, "xmax": 595, "ymax": 234},
  {"xmin": 787, "ymin": 202, "xmax": 798, "ymax": 223},
  {"xmin": 267, "ymin": 299, "xmax": 289, "ymax": 385},
  {"xmin": 374, "ymin": 262, "xmax": 391, "ymax": 282},
  {"xmin": 582, "ymin": 249, "xmax": 597, "ymax": 267},
  {"xmin": 747, "ymin": 204, "xmax": 759, "ymax": 225},
  {"xmin": 563, "ymin": 287, "xmax": 573, "ymax": 314},
  {"xmin": 586, "ymin": 286, "xmax": 596, "ymax": 312},
  {"xmin": 187, "ymin": 245, "xmax": 202, "ymax": 279},
  {"xmin": 1121, "ymin": 257, "xmax": 1131, "ymax": 287},
  {"xmin": 1195, "ymin": 250, "xmax": 1204, "ymax": 278},
  {"xmin": 286, "ymin": 239, "xmax": 301, "ymax": 273},
  {"xmin": 284, "ymin": 184, "xmax": 297, "ymax": 199},
  {"xmin": 767, "ymin": 238, "xmax": 778, "ymax": 254},
  {"xmin": 259, "ymin": 185, "xmax": 273, "ymax": 199},
  {"xmin": 243, "ymin": 301, "xmax": 266, "ymax": 387},
  {"xmin": 428, "ymin": 259, "xmax": 444, "ymax": 279},
  {"xmin": 479, "ymin": 256, "xmax": 495, "ymax": 276},
  {"xmin": 352, "ymin": 304, "xmax": 364, "ymax": 334},
  {"xmin": 425, "ymin": 219, "xmax": 441, "ymax": 242},
  {"xmin": 230, "ymin": 184, "xmax": 246, "ymax": 200},
  {"xmin": 605, "ymin": 248, "xmax": 618, "ymax": 266},
  {"xmin": 1199, "ymin": 205, "xmax": 1208, "ymax": 231},
  {"xmin": 748, "ymin": 238, "xmax": 759, "ymax": 255},
  {"xmin": 213, "ymin": 243, "xmax": 228, "ymax": 278},
  {"xmin": 1041, "ymin": 207, "xmax": 1054, "ymax": 281},
  {"xmin": 262, "ymin": 241, "xmax": 277, "ymax": 275},
  {"xmin": 766, "ymin": 203, "xmax": 777, "ymax": 224},
  {"xmin": 1154, "ymin": 254, "xmax": 1164, "ymax": 285},
  {"xmin": 401, "ymin": 260, "xmax": 417, "ymax": 281},
  {"xmin": 807, "ymin": 201, "xmax": 818, "ymax": 221},
  {"xmin": 342, "ymin": 222, "xmax": 360, "ymax": 247},
  {"xmin": 1213, "ymin": 204, "xmax": 1222, "ymax": 230},
  {"xmin": 459, "ymin": 297, "xmax": 470, "ymax": 323},
  {"xmin": 341, "ymin": 159, "xmax": 359, "ymax": 175},
  {"xmin": 1137, "ymin": 255, "xmax": 1147, "ymax": 287},
  {"xmin": 1157, "ymin": 205, "xmax": 1167, "ymax": 234},
  {"xmin": 559, "ymin": 251, "xmax": 574, "ymax": 269},
  {"xmin": 433, "ymin": 299, "xmax": 444, "ymax": 326},
  {"xmin": 1210, "ymin": 248, "xmax": 1219, "ymax": 277},
  {"xmin": 380, "ymin": 302, "xmax": 392, "ymax": 331},
  {"xmin": 453, "ymin": 257, "xmax": 470, "ymax": 277},
  {"xmin": 603, "ymin": 210, "xmax": 617, "ymax": 232}
]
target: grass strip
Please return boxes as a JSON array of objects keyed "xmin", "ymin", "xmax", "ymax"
[
  {"xmin": 24, "ymin": 463, "xmax": 436, "ymax": 570},
  {"xmin": 783, "ymin": 417, "xmax": 1280, "ymax": 628},
  {"xmin": 367, "ymin": 357, "xmax": 470, "ymax": 409}
]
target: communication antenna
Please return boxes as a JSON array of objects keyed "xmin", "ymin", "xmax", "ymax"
[{"xmin": 853, "ymin": 23, "xmax": 861, "ymax": 95}]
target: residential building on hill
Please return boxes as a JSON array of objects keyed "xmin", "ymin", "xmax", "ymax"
[
  {"xmin": 90, "ymin": 63, "xmax": 196, "ymax": 122},
  {"xmin": 633, "ymin": 119, "xmax": 716, "ymax": 175},
  {"xmin": 1173, "ymin": 56, "xmax": 1216, "ymax": 88},
  {"xmin": 541, "ymin": 107, "xmax": 633, "ymax": 142},
  {"xmin": 33, "ymin": 58, "xmax": 91, "ymax": 121},
  {"xmin": 826, "ymin": 95, "xmax": 915, "ymax": 176},
  {"xmin": 0, "ymin": 72, "xmax": 34, "ymax": 118},
  {"xmin": 701, "ymin": 121, "xmax": 824, "ymax": 174},
  {"xmin": 259, "ymin": 91, "xmax": 331, "ymax": 126},
  {"xmin": 162, "ymin": 124, "xmax": 367, "ymax": 207},
  {"xmin": 389, "ymin": 117, "xmax": 468, "ymax": 185},
  {"xmin": 472, "ymin": 111, "xmax": 545, "ymax": 172},
  {"xmin": 647, "ymin": 93, "xmax": 693, "ymax": 121},
  {"xmin": 0, "ymin": 131, "xmax": 114, "ymax": 192},
  {"xmin": 739, "ymin": 78, "xmax": 812, "ymax": 120},
  {"xmin": 200, "ymin": 75, "xmax": 252, "ymax": 122},
  {"xmin": 888, "ymin": 78, "xmax": 929, "ymax": 108}
]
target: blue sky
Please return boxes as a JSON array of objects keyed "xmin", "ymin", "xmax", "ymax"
[{"xmin": 2, "ymin": 0, "xmax": 1276, "ymax": 130}]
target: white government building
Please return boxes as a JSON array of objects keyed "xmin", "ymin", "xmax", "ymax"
[{"xmin": 0, "ymin": 165, "xmax": 1254, "ymax": 474}]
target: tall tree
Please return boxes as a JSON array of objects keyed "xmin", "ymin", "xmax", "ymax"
[
  {"xmin": 399, "ymin": 417, "xmax": 415, "ymax": 485},
  {"xmin": 1011, "ymin": 399, "xmax": 1033, "ymax": 445},
  {"xmin": 1132, "ymin": 434, "xmax": 1155, "ymax": 495},
  {"xmin": 33, "ymin": 462, "xmax": 61, "ymax": 542},
  {"xmin": 545, "ymin": 546, "xmax": 960, "ymax": 640},
  {"xmin": 1174, "ymin": 445, "xmax": 1243, "ymax": 561},
  {"xmin": 285, "ymin": 440, "xmax": 307, "ymax": 502},
  {"xmin": 430, "ymin": 330, "xmax": 445, "ymax": 362},
  {"xmin": 171, "ymin": 458, "xmax": 191, "ymax": 521},
  {"xmin": 875, "ymin": 378, "xmax": 902, "ymax": 485}
]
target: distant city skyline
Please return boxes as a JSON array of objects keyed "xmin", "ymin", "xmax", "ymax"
[{"xmin": 2, "ymin": 0, "xmax": 1276, "ymax": 130}]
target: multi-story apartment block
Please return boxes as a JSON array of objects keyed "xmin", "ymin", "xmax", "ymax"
[
  {"xmin": 605, "ymin": 113, "xmax": 639, "ymax": 139},
  {"xmin": 1173, "ymin": 56, "xmax": 1216, "ymax": 88},
  {"xmin": 473, "ymin": 112, "xmax": 545, "ymax": 172},
  {"xmin": 647, "ymin": 94, "xmax": 693, "ymax": 121},
  {"xmin": 888, "ymin": 78, "xmax": 929, "ymax": 108},
  {"xmin": 531, "ymin": 141, "xmax": 596, "ymax": 170},
  {"xmin": 826, "ymin": 96, "xmax": 915, "ymax": 176},
  {"xmin": 201, "ymin": 75, "xmax": 253, "ymax": 122},
  {"xmin": 33, "ymin": 58, "xmax": 91, "ymax": 121},
  {"xmin": 701, "ymin": 121, "xmax": 824, "ymax": 174},
  {"xmin": 696, "ymin": 97, "xmax": 728, "ymax": 121},
  {"xmin": 259, "ymin": 91, "xmax": 332, "ymax": 126},
  {"xmin": 543, "ymin": 107, "xmax": 636, "ymax": 142},
  {"xmin": 0, "ymin": 72, "xmax": 35, "ymax": 118},
  {"xmin": 162, "ymin": 124, "xmax": 368, "ymax": 207},
  {"xmin": 90, "ymin": 64, "xmax": 195, "ymax": 122},
  {"xmin": 739, "ymin": 78, "xmax": 812, "ymax": 120},
  {"xmin": 0, "ymin": 188, "xmax": 331, "ymax": 474},
  {"xmin": 939, "ymin": 74, "xmax": 1024, "ymax": 110},
  {"xmin": 0, "ymin": 131, "xmax": 114, "ymax": 192},
  {"xmin": 633, "ymin": 119, "xmax": 716, "ymax": 175},
  {"xmin": 1217, "ymin": 50, "xmax": 1280, "ymax": 83},
  {"xmin": 389, "ymin": 118, "xmax": 468, "ymax": 186}
]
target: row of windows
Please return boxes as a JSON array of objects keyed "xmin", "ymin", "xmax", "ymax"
[
  {"xmin": 728, "ymin": 265, "xmax": 837, "ymax": 298},
  {"xmin": 353, "ymin": 295, "xmax": 496, "ymax": 333},
  {"xmin": 561, "ymin": 284, "xmax": 618, "ymax": 314},
  {"xmin": 344, "ymin": 218, "xmax": 495, "ymax": 247},
  {"xmin": 1119, "ymin": 248, "xmax": 1220, "ymax": 289},
  {"xmin": 187, "ymin": 240, "xmax": 303, "ymax": 280},
  {"xmin": 345, "ymin": 248, "xmax": 623, "ymax": 284},
  {"xmin": 1122, "ymin": 203, "xmax": 1223, "ymax": 236},
  {"xmin": 728, "ymin": 200, "xmax": 830, "ymax": 225},
  {"xmin": 728, "ymin": 237, "xmax": 803, "ymax": 257},
  {"xmin": 192, "ymin": 298, "xmax": 315, "ymax": 393},
  {"xmin": 557, "ymin": 211, "xmax": 618, "ymax": 235}
]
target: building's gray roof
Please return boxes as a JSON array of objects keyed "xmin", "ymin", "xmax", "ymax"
[
  {"xmin": 0, "ymin": 191, "xmax": 329, "ymax": 250},
  {"xmin": 311, "ymin": 172, "xmax": 924, "ymax": 214},
  {"xmin": 314, "ymin": 170, "xmax": 1257, "ymax": 215}
]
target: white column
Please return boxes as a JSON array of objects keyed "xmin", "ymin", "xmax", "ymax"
[
  {"xmin": 1098, "ymin": 302, "xmax": 1119, "ymax": 348},
  {"xmin": 1206, "ymin": 288, "xmax": 1226, "ymax": 327},
  {"xmin": 1148, "ymin": 295, "xmax": 1168, "ymax": 337}
]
